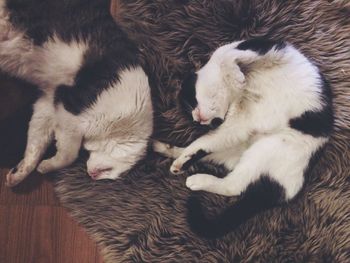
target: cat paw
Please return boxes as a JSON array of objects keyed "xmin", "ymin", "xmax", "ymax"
[
  {"xmin": 5, "ymin": 163, "xmax": 27, "ymax": 187},
  {"xmin": 186, "ymin": 174, "xmax": 215, "ymax": 191},
  {"xmin": 170, "ymin": 155, "xmax": 190, "ymax": 174}
]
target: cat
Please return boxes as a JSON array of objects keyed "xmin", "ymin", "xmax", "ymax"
[
  {"xmin": 154, "ymin": 38, "xmax": 333, "ymax": 238},
  {"xmin": 0, "ymin": 0, "xmax": 153, "ymax": 186}
]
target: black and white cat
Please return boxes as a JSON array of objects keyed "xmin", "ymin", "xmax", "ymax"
[
  {"xmin": 1, "ymin": 0, "xmax": 153, "ymax": 186},
  {"xmin": 154, "ymin": 38, "xmax": 333, "ymax": 238}
]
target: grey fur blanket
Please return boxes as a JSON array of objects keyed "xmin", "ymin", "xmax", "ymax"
[{"xmin": 54, "ymin": 1, "xmax": 350, "ymax": 262}]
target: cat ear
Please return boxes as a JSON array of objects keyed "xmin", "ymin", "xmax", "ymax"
[
  {"xmin": 222, "ymin": 60, "xmax": 246, "ymax": 90},
  {"xmin": 228, "ymin": 47, "xmax": 259, "ymax": 64}
]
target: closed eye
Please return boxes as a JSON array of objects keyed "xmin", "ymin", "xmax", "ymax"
[{"xmin": 99, "ymin": 167, "xmax": 112, "ymax": 173}]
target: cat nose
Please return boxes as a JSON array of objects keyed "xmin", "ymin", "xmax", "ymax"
[
  {"xmin": 88, "ymin": 167, "xmax": 112, "ymax": 180},
  {"xmin": 88, "ymin": 169, "xmax": 101, "ymax": 180},
  {"xmin": 193, "ymin": 108, "xmax": 209, "ymax": 124}
]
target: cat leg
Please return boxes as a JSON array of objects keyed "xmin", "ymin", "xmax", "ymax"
[
  {"xmin": 6, "ymin": 97, "xmax": 54, "ymax": 186},
  {"xmin": 152, "ymin": 140, "xmax": 184, "ymax": 159},
  {"xmin": 37, "ymin": 128, "xmax": 82, "ymax": 174},
  {"xmin": 186, "ymin": 133, "xmax": 311, "ymax": 199},
  {"xmin": 170, "ymin": 122, "xmax": 248, "ymax": 174},
  {"xmin": 154, "ymin": 140, "xmax": 245, "ymax": 174},
  {"xmin": 185, "ymin": 148, "xmax": 244, "ymax": 194},
  {"xmin": 186, "ymin": 133, "xmax": 318, "ymax": 238},
  {"xmin": 185, "ymin": 155, "xmax": 258, "ymax": 197}
]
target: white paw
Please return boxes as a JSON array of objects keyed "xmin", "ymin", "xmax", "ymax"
[
  {"xmin": 170, "ymin": 155, "xmax": 190, "ymax": 175},
  {"xmin": 186, "ymin": 174, "xmax": 214, "ymax": 191},
  {"xmin": 153, "ymin": 140, "xmax": 172, "ymax": 155},
  {"xmin": 5, "ymin": 162, "xmax": 28, "ymax": 187},
  {"xmin": 6, "ymin": 170, "xmax": 22, "ymax": 187}
]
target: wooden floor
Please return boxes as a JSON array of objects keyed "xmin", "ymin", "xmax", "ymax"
[{"xmin": 0, "ymin": 74, "xmax": 104, "ymax": 263}]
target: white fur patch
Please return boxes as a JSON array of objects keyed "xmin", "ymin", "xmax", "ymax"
[{"xmin": 35, "ymin": 36, "xmax": 88, "ymax": 88}]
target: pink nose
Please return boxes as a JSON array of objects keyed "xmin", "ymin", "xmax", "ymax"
[
  {"xmin": 88, "ymin": 169, "xmax": 101, "ymax": 180},
  {"xmin": 88, "ymin": 167, "xmax": 111, "ymax": 180},
  {"xmin": 193, "ymin": 108, "xmax": 209, "ymax": 123}
]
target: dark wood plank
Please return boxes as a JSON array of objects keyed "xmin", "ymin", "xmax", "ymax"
[
  {"xmin": 0, "ymin": 169, "xmax": 60, "ymax": 206},
  {"xmin": 51, "ymin": 208, "xmax": 104, "ymax": 263},
  {"xmin": 0, "ymin": 205, "xmax": 104, "ymax": 263}
]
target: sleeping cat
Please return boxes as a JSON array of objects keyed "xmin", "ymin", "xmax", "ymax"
[
  {"xmin": 1, "ymin": 0, "xmax": 153, "ymax": 186},
  {"xmin": 154, "ymin": 38, "xmax": 333, "ymax": 238}
]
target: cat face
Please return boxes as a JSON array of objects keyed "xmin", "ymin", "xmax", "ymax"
[
  {"xmin": 194, "ymin": 60, "xmax": 235, "ymax": 125},
  {"xmin": 85, "ymin": 138, "xmax": 147, "ymax": 180},
  {"xmin": 180, "ymin": 44, "xmax": 248, "ymax": 128},
  {"xmin": 86, "ymin": 151, "xmax": 134, "ymax": 180},
  {"xmin": 180, "ymin": 65, "xmax": 231, "ymax": 128}
]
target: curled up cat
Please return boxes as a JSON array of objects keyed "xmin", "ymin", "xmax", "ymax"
[
  {"xmin": 1, "ymin": 0, "xmax": 153, "ymax": 186},
  {"xmin": 154, "ymin": 38, "xmax": 333, "ymax": 238}
]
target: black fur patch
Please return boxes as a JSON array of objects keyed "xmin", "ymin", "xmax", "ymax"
[
  {"xmin": 210, "ymin": 118, "xmax": 224, "ymax": 129},
  {"xmin": 178, "ymin": 72, "xmax": 198, "ymax": 117},
  {"xmin": 182, "ymin": 149, "xmax": 209, "ymax": 170},
  {"xmin": 187, "ymin": 176, "xmax": 286, "ymax": 239},
  {"xmin": 290, "ymin": 76, "xmax": 333, "ymax": 137},
  {"xmin": 54, "ymin": 37, "xmax": 139, "ymax": 115},
  {"xmin": 54, "ymin": 85, "xmax": 75, "ymax": 109},
  {"xmin": 237, "ymin": 38, "xmax": 286, "ymax": 55},
  {"xmin": 7, "ymin": 0, "xmax": 140, "ymax": 115},
  {"xmin": 55, "ymin": 52, "xmax": 139, "ymax": 115},
  {"xmin": 7, "ymin": 0, "xmax": 113, "ymax": 45}
]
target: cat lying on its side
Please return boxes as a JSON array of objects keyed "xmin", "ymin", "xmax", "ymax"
[
  {"xmin": 1, "ymin": 0, "xmax": 153, "ymax": 186},
  {"xmin": 154, "ymin": 38, "xmax": 333, "ymax": 238}
]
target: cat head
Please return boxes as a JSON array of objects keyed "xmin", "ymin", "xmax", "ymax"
[
  {"xmin": 85, "ymin": 140, "xmax": 145, "ymax": 180},
  {"xmin": 180, "ymin": 43, "xmax": 252, "ymax": 128},
  {"xmin": 86, "ymin": 152, "xmax": 130, "ymax": 180}
]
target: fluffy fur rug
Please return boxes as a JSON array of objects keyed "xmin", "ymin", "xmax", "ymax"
[{"xmin": 54, "ymin": 0, "xmax": 350, "ymax": 262}]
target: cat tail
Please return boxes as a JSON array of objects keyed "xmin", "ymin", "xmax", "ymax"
[{"xmin": 187, "ymin": 176, "xmax": 287, "ymax": 239}]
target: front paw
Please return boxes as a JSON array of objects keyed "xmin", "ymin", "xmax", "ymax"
[
  {"xmin": 6, "ymin": 169, "xmax": 20, "ymax": 187},
  {"xmin": 5, "ymin": 162, "xmax": 27, "ymax": 187},
  {"xmin": 170, "ymin": 155, "xmax": 190, "ymax": 174}
]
